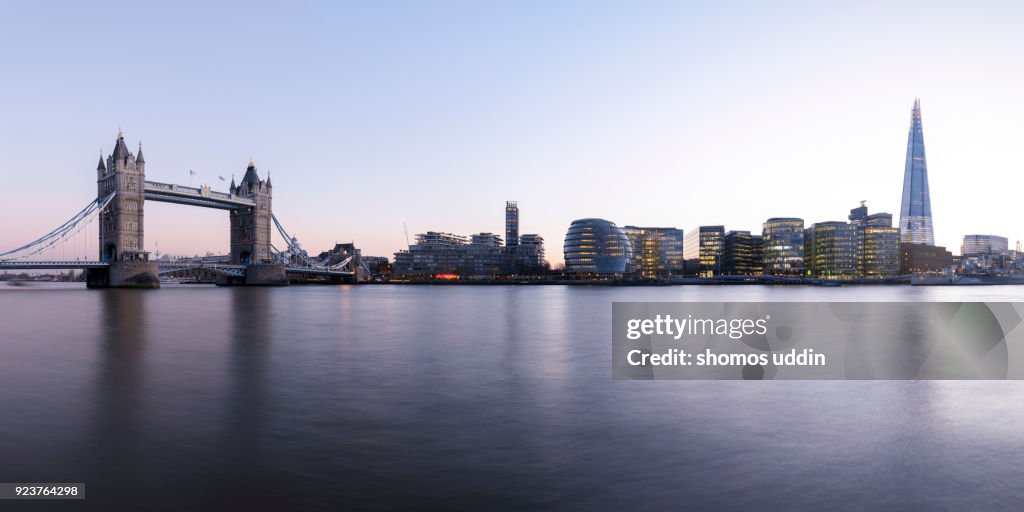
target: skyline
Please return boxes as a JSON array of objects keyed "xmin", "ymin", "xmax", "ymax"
[{"xmin": 4, "ymin": 2, "xmax": 1024, "ymax": 264}]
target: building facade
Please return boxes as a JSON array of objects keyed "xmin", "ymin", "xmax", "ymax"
[
  {"xmin": 804, "ymin": 222, "xmax": 859, "ymax": 279},
  {"xmin": 762, "ymin": 218, "xmax": 804, "ymax": 276},
  {"xmin": 961, "ymin": 235, "xmax": 1009, "ymax": 257},
  {"xmin": 899, "ymin": 99, "xmax": 936, "ymax": 245},
  {"xmin": 512, "ymin": 234, "xmax": 546, "ymax": 274},
  {"xmin": 563, "ymin": 219, "xmax": 632, "ymax": 274},
  {"xmin": 722, "ymin": 230, "xmax": 763, "ymax": 276},
  {"xmin": 505, "ymin": 201, "xmax": 519, "ymax": 247},
  {"xmin": 683, "ymin": 226, "xmax": 724, "ymax": 277},
  {"xmin": 392, "ymin": 232, "xmax": 469, "ymax": 276},
  {"xmin": 623, "ymin": 226, "xmax": 685, "ymax": 278},
  {"xmin": 900, "ymin": 242, "xmax": 953, "ymax": 274},
  {"xmin": 849, "ymin": 203, "xmax": 900, "ymax": 278}
]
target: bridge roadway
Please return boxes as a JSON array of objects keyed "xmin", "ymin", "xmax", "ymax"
[
  {"xmin": 0, "ymin": 261, "xmax": 109, "ymax": 270},
  {"xmin": 143, "ymin": 181, "xmax": 255, "ymax": 210},
  {"xmin": 1, "ymin": 260, "xmax": 353, "ymax": 277}
]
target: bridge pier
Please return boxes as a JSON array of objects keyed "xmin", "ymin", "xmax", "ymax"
[
  {"xmin": 244, "ymin": 264, "xmax": 289, "ymax": 286},
  {"xmin": 87, "ymin": 261, "xmax": 160, "ymax": 289},
  {"xmin": 214, "ymin": 263, "xmax": 289, "ymax": 286}
]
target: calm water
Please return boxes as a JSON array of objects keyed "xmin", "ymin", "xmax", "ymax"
[{"xmin": 3, "ymin": 283, "xmax": 1024, "ymax": 511}]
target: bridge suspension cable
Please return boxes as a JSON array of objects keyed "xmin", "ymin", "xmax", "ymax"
[
  {"xmin": 270, "ymin": 213, "xmax": 356, "ymax": 271},
  {"xmin": 0, "ymin": 192, "xmax": 116, "ymax": 262}
]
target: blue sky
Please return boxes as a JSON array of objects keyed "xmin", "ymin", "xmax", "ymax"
[{"xmin": 3, "ymin": 1, "xmax": 1024, "ymax": 263}]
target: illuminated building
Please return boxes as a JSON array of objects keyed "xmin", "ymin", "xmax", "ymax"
[
  {"xmin": 804, "ymin": 222, "xmax": 859, "ymax": 279},
  {"xmin": 563, "ymin": 219, "xmax": 632, "ymax": 274},
  {"xmin": 899, "ymin": 99, "xmax": 936, "ymax": 245},
  {"xmin": 762, "ymin": 218, "xmax": 804, "ymax": 276},
  {"xmin": 683, "ymin": 226, "xmax": 724, "ymax": 277},
  {"xmin": 623, "ymin": 226, "xmax": 685, "ymax": 278},
  {"xmin": 722, "ymin": 230, "xmax": 763, "ymax": 276},
  {"xmin": 849, "ymin": 203, "xmax": 900, "ymax": 278}
]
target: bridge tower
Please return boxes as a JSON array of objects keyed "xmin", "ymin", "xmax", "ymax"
[
  {"xmin": 229, "ymin": 160, "xmax": 273, "ymax": 265},
  {"xmin": 88, "ymin": 131, "xmax": 159, "ymax": 288},
  {"xmin": 228, "ymin": 161, "xmax": 286, "ymax": 285}
]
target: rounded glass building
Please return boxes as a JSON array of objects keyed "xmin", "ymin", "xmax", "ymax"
[{"xmin": 563, "ymin": 218, "xmax": 633, "ymax": 274}]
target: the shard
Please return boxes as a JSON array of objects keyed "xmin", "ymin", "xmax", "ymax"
[{"xmin": 899, "ymin": 98, "xmax": 935, "ymax": 245}]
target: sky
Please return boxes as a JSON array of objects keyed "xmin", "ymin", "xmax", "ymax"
[{"xmin": 2, "ymin": 1, "xmax": 1024, "ymax": 264}]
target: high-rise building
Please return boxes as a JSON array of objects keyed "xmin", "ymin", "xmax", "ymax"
[
  {"xmin": 505, "ymin": 201, "xmax": 519, "ymax": 247},
  {"xmin": 762, "ymin": 218, "xmax": 804, "ymax": 276},
  {"xmin": 563, "ymin": 219, "xmax": 632, "ymax": 274},
  {"xmin": 722, "ymin": 231, "xmax": 763, "ymax": 276},
  {"xmin": 961, "ymin": 235, "xmax": 1009, "ymax": 257},
  {"xmin": 683, "ymin": 226, "xmax": 724, "ymax": 277},
  {"xmin": 623, "ymin": 226, "xmax": 685, "ymax": 278},
  {"xmin": 899, "ymin": 99, "xmax": 935, "ymax": 245},
  {"xmin": 804, "ymin": 222, "xmax": 859, "ymax": 279}
]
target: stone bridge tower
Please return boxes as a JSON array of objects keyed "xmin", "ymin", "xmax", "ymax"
[
  {"xmin": 98, "ymin": 131, "xmax": 146, "ymax": 263},
  {"xmin": 229, "ymin": 160, "xmax": 273, "ymax": 265},
  {"xmin": 89, "ymin": 131, "xmax": 158, "ymax": 288}
]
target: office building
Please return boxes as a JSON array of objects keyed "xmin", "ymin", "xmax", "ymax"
[
  {"xmin": 804, "ymin": 222, "xmax": 859, "ymax": 279},
  {"xmin": 849, "ymin": 203, "xmax": 900, "ymax": 278},
  {"xmin": 961, "ymin": 235, "xmax": 1009, "ymax": 257},
  {"xmin": 683, "ymin": 226, "xmax": 724, "ymax": 277},
  {"xmin": 900, "ymin": 243, "xmax": 953, "ymax": 274},
  {"xmin": 623, "ymin": 226, "xmax": 685, "ymax": 278},
  {"xmin": 899, "ymin": 99, "xmax": 936, "ymax": 245},
  {"xmin": 722, "ymin": 231, "xmax": 763, "ymax": 276},
  {"xmin": 762, "ymin": 218, "xmax": 804, "ymax": 276},
  {"xmin": 563, "ymin": 219, "xmax": 632, "ymax": 274}
]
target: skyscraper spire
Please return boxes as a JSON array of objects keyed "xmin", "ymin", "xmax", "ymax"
[{"xmin": 899, "ymin": 98, "xmax": 935, "ymax": 245}]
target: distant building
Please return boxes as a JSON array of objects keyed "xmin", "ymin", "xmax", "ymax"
[
  {"xmin": 462, "ymin": 233, "xmax": 505, "ymax": 276},
  {"xmin": 683, "ymin": 226, "xmax": 724, "ymax": 277},
  {"xmin": 900, "ymin": 243, "xmax": 953, "ymax": 274},
  {"xmin": 762, "ymin": 218, "xmax": 804, "ymax": 276},
  {"xmin": 360, "ymin": 256, "xmax": 390, "ymax": 277},
  {"xmin": 961, "ymin": 235, "xmax": 1009, "ymax": 257},
  {"xmin": 505, "ymin": 201, "xmax": 519, "ymax": 247},
  {"xmin": 317, "ymin": 243, "xmax": 362, "ymax": 270},
  {"xmin": 804, "ymin": 222, "xmax": 859, "ymax": 279},
  {"xmin": 393, "ymin": 232, "xmax": 469, "ymax": 276},
  {"xmin": 849, "ymin": 203, "xmax": 900, "ymax": 278},
  {"xmin": 564, "ymin": 219, "xmax": 632, "ymax": 274},
  {"xmin": 623, "ymin": 226, "xmax": 685, "ymax": 278},
  {"xmin": 512, "ymin": 234, "xmax": 547, "ymax": 274},
  {"xmin": 722, "ymin": 231, "xmax": 763, "ymax": 276}
]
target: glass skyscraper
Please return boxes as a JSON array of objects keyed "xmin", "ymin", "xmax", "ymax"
[{"xmin": 899, "ymin": 99, "xmax": 935, "ymax": 245}]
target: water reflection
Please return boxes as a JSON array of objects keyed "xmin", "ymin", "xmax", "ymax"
[
  {"xmin": 90, "ymin": 289, "xmax": 148, "ymax": 506},
  {"xmin": 223, "ymin": 288, "xmax": 273, "ymax": 505}
]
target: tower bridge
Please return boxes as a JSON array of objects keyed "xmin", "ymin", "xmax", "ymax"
[{"xmin": 0, "ymin": 131, "xmax": 359, "ymax": 287}]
